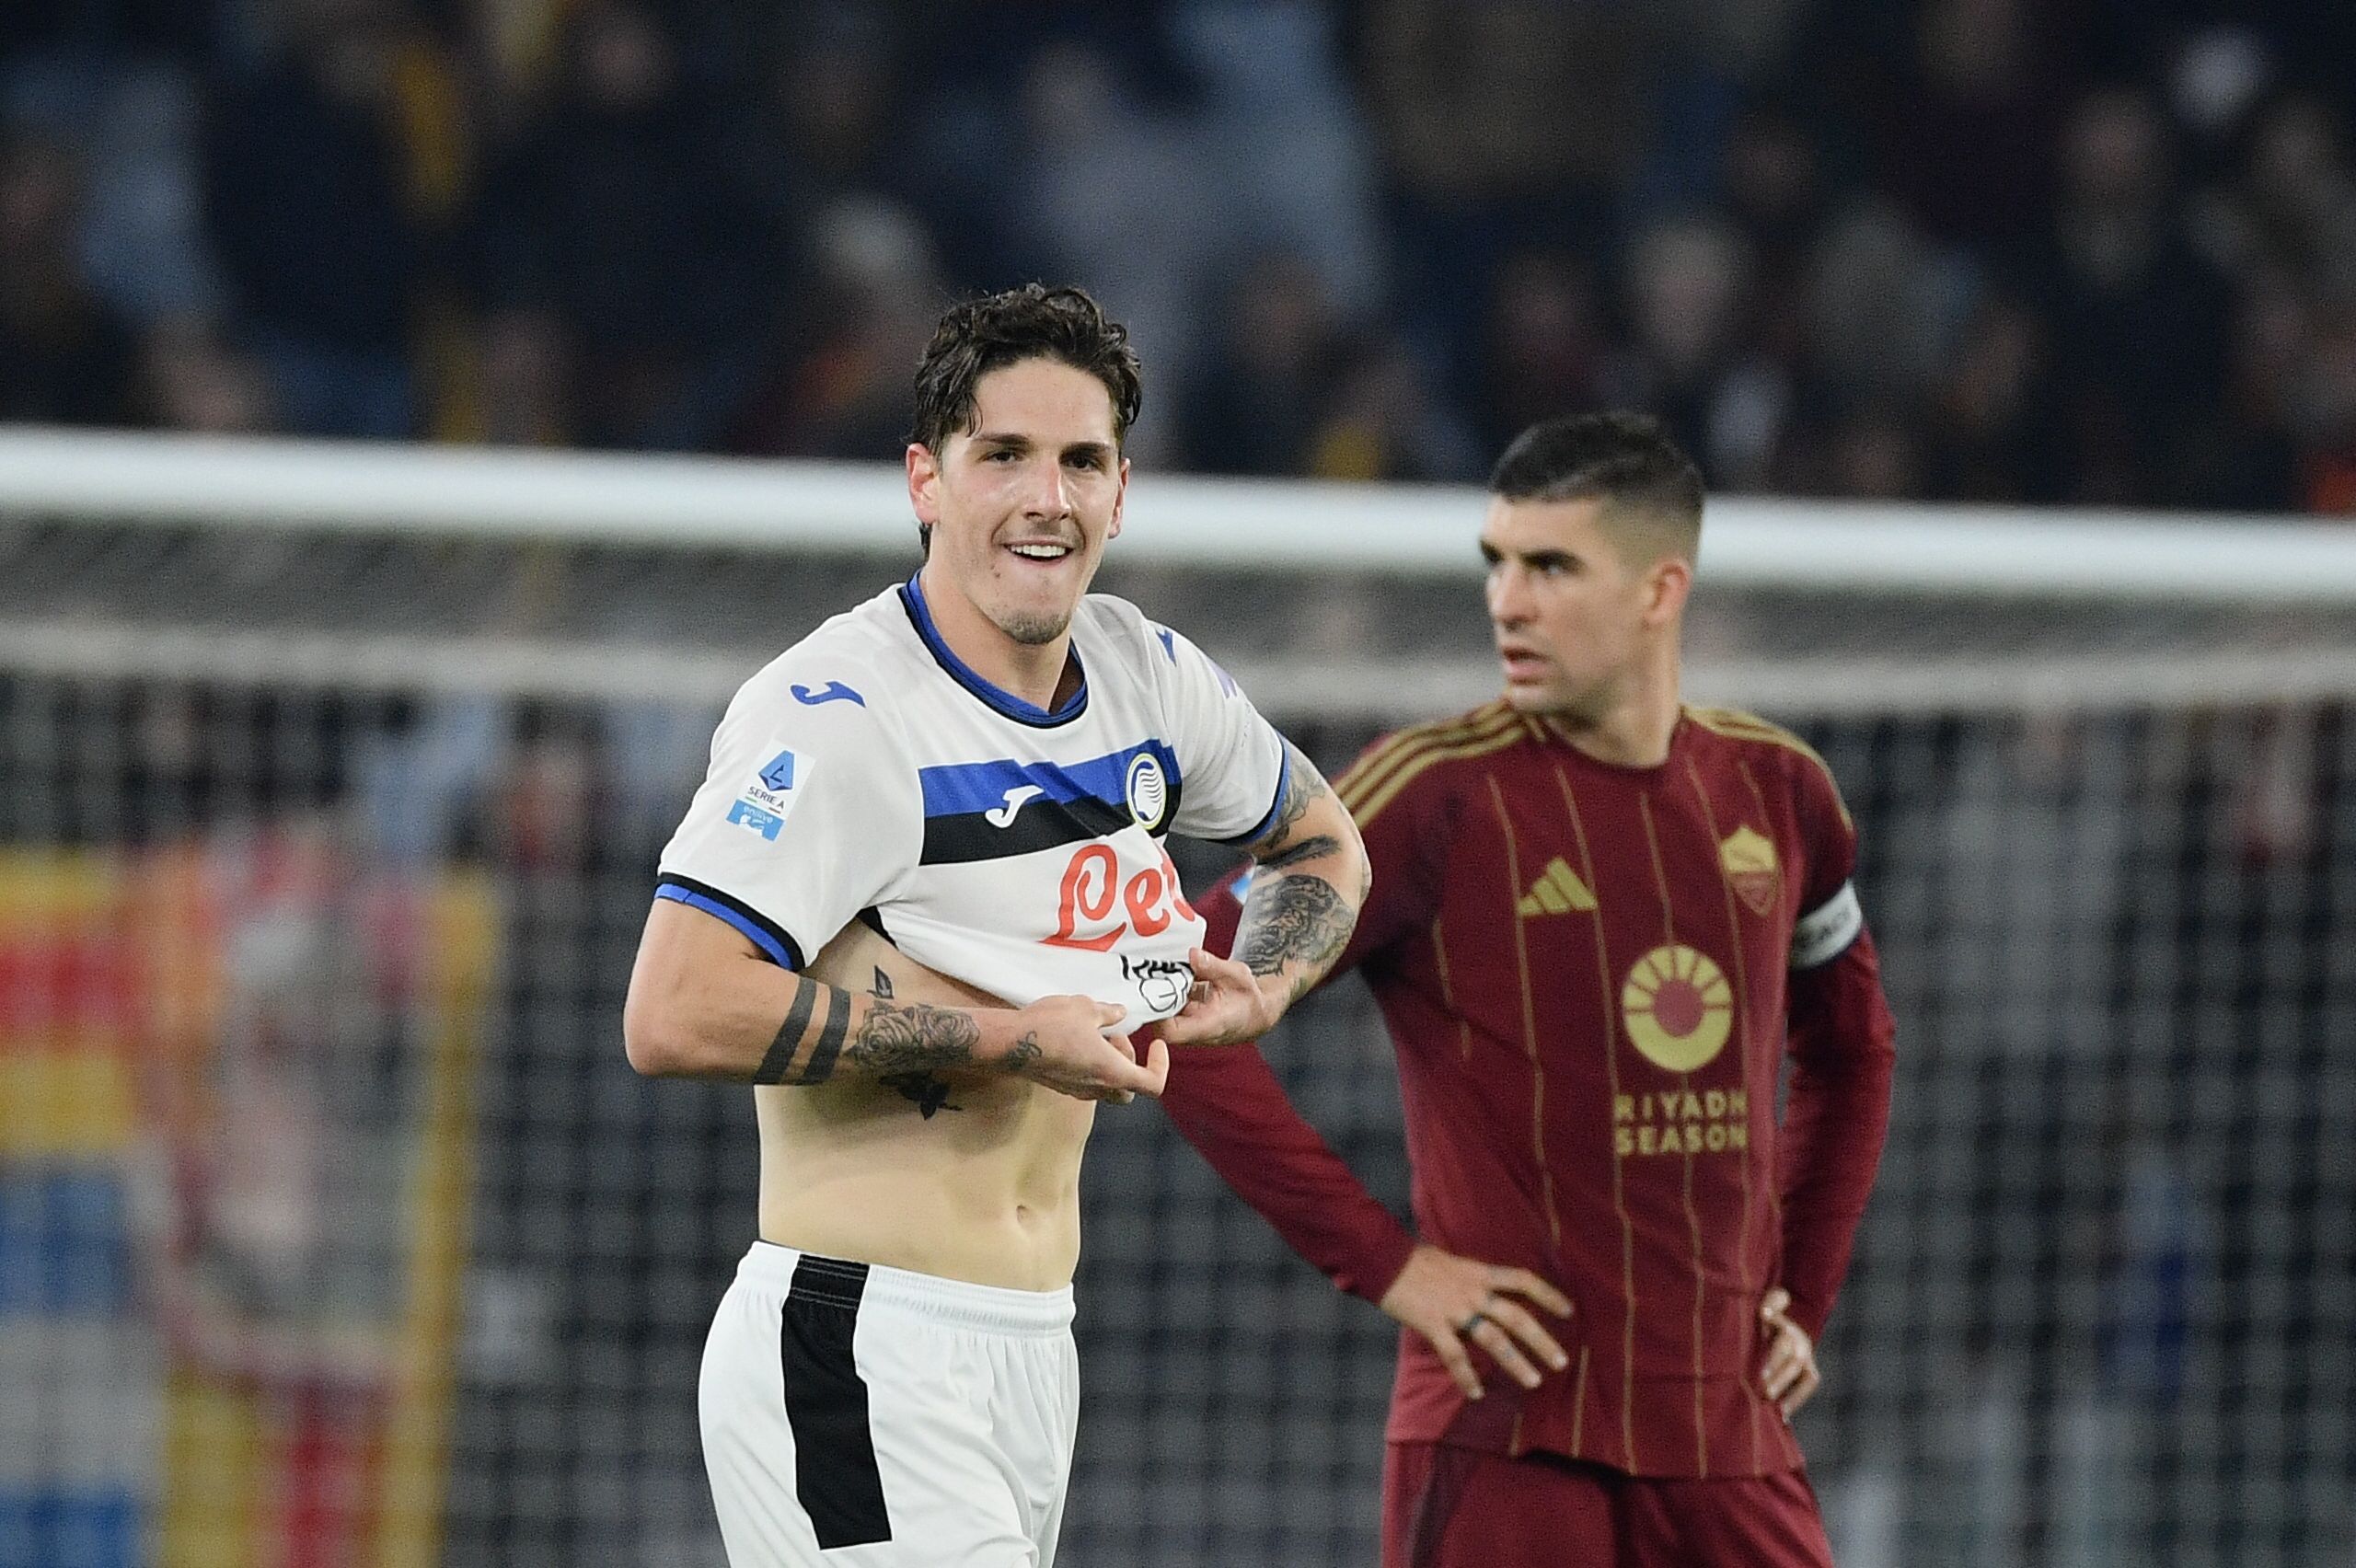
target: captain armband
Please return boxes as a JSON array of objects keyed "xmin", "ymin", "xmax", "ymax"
[{"xmin": 1789, "ymin": 881, "xmax": 1864, "ymax": 970}]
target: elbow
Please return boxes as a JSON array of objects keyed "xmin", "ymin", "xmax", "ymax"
[
  {"xmin": 622, "ymin": 982, "xmax": 693, "ymax": 1078},
  {"xmin": 621, "ymin": 1010, "xmax": 675, "ymax": 1078},
  {"xmin": 1306, "ymin": 792, "xmax": 1371, "ymax": 904}
]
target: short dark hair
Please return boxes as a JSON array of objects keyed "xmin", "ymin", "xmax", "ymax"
[
  {"xmin": 908, "ymin": 283, "xmax": 1144, "ymax": 455},
  {"xmin": 1488, "ymin": 411, "xmax": 1705, "ymax": 559}
]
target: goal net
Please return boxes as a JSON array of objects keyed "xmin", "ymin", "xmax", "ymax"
[{"xmin": 1, "ymin": 429, "xmax": 2350, "ymax": 1568}]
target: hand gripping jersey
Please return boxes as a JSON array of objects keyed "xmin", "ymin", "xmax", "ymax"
[{"xmin": 655, "ymin": 575, "xmax": 1290, "ymax": 1019}]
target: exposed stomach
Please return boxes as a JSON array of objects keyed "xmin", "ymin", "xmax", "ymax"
[{"xmin": 751, "ymin": 920, "xmax": 1099, "ymax": 1293}]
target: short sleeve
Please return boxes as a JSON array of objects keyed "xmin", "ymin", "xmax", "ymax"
[
  {"xmin": 655, "ymin": 670, "xmax": 919, "ymax": 969},
  {"xmin": 1150, "ymin": 623, "xmax": 1290, "ymax": 844}
]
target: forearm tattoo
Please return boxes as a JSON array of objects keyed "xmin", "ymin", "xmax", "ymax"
[
  {"xmin": 803, "ymin": 988, "xmax": 852, "ymax": 1081},
  {"xmin": 753, "ymin": 965, "xmax": 980, "ymax": 1092},
  {"xmin": 753, "ymin": 981, "xmax": 834, "ymax": 1084},
  {"xmin": 838, "ymin": 997, "xmax": 982, "ymax": 1080},
  {"xmin": 870, "ymin": 966, "xmax": 964, "ymax": 1117},
  {"xmin": 1234, "ymin": 874, "xmax": 1355, "ymax": 995}
]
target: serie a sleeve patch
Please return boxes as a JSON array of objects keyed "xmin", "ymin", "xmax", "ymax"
[{"xmin": 1790, "ymin": 881, "xmax": 1864, "ymax": 970}]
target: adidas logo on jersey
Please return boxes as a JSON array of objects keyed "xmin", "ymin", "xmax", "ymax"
[{"xmin": 1518, "ymin": 858, "xmax": 1597, "ymax": 917}]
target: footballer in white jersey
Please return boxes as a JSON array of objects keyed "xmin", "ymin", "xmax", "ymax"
[
  {"xmin": 654, "ymin": 573, "xmax": 1291, "ymax": 1028},
  {"xmin": 624, "ymin": 285, "xmax": 1370, "ymax": 1568}
]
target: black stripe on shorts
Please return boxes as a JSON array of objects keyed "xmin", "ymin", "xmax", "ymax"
[{"xmin": 780, "ymin": 1254, "xmax": 893, "ymax": 1550}]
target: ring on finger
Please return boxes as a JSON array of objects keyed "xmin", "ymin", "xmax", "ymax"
[{"xmin": 1456, "ymin": 1309, "xmax": 1488, "ymax": 1336}]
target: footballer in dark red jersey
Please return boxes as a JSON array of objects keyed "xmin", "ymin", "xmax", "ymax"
[{"xmin": 1161, "ymin": 413, "xmax": 1896, "ymax": 1567}]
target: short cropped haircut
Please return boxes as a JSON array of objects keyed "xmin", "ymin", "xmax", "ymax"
[
  {"xmin": 1488, "ymin": 411, "xmax": 1705, "ymax": 561},
  {"xmin": 908, "ymin": 283, "xmax": 1144, "ymax": 455}
]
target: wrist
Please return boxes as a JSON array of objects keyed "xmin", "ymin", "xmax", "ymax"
[
  {"xmin": 967, "ymin": 1007, "xmax": 1032, "ymax": 1071},
  {"xmin": 1371, "ymin": 1241, "xmax": 1425, "ymax": 1312},
  {"xmin": 1252, "ymin": 970, "xmax": 1294, "ymax": 1022}
]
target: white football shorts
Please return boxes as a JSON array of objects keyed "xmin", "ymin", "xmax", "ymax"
[{"xmin": 700, "ymin": 1241, "xmax": 1080, "ymax": 1567}]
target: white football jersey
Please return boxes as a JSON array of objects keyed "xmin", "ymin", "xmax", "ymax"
[{"xmin": 656, "ymin": 574, "xmax": 1289, "ymax": 1022}]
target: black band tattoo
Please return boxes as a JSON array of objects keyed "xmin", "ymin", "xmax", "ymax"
[
  {"xmin": 1234, "ymin": 875, "xmax": 1355, "ymax": 996},
  {"xmin": 802, "ymin": 987, "xmax": 850, "ymax": 1083},
  {"xmin": 754, "ymin": 982, "xmax": 820, "ymax": 1084},
  {"xmin": 757, "ymin": 963, "xmax": 982, "ymax": 1092},
  {"xmin": 1256, "ymin": 833, "xmax": 1342, "ymax": 873},
  {"xmin": 1233, "ymin": 744, "xmax": 1357, "ymax": 996}
]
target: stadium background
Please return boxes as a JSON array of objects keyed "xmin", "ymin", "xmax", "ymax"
[{"xmin": 3, "ymin": 2, "xmax": 2354, "ymax": 1566}]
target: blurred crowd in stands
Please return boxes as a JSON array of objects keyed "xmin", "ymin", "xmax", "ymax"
[{"xmin": 6, "ymin": 0, "xmax": 2356, "ymax": 512}]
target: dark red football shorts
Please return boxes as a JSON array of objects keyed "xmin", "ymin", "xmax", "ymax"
[{"xmin": 1383, "ymin": 1442, "xmax": 1836, "ymax": 1568}]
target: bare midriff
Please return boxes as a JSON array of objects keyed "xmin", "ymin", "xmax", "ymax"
[{"xmin": 752, "ymin": 922, "xmax": 1096, "ymax": 1293}]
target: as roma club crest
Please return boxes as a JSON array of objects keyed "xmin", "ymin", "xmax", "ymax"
[{"xmin": 1719, "ymin": 825, "xmax": 1780, "ymax": 917}]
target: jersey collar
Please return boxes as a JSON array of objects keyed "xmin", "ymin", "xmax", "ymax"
[
  {"xmin": 1538, "ymin": 709, "xmax": 1686, "ymax": 774},
  {"xmin": 898, "ymin": 573, "xmax": 1091, "ymax": 728}
]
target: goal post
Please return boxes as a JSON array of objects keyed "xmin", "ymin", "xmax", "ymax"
[{"xmin": 0, "ymin": 428, "xmax": 2349, "ymax": 1568}]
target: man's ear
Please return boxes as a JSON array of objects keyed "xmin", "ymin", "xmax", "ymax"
[
  {"xmin": 907, "ymin": 442, "xmax": 941, "ymax": 524},
  {"xmin": 1106, "ymin": 454, "xmax": 1130, "ymax": 541},
  {"xmin": 1645, "ymin": 555, "xmax": 1694, "ymax": 627}
]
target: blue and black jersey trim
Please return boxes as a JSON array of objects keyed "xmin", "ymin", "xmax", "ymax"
[
  {"xmin": 654, "ymin": 874, "xmax": 806, "ymax": 970},
  {"xmin": 922, "ymin": 794, "xmax": 1135, "ymax": 864},
  {"xmin": 1214, "ymin": 736, "xmax": 1293, "ymax": 847},
  {"xmin": 916, "ymin": 743, "xmax": 1184, "ymax": 865},
  {"xmin": 897, "ymin": 574, "xmax": 1090, "ymax": 727}
]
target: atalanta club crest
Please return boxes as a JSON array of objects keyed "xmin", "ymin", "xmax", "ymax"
[
  {"xmin": 1125, "ymin": 753, "xmax": 1169, "ymax": 832},
  {"xmin": 1719, "ymin": 825, "xmax": 1780, "ymax": 917}
]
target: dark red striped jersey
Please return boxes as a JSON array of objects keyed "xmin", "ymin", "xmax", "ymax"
[{"xmin": 1161, "ymin": 700, "xmax": 1897, "ymax": 1478}]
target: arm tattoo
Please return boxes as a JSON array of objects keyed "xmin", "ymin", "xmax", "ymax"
[
  {"xmin": 754, "ymin": 981, "xmax": 822, "ymax": 1084},
  {"xmin": 756, "ymin": 966, "xmax": 978, "ymax": 1095},
  {"xmin": 802, "ymin": 987, "xmax": 850, "ymax": 1082},
  {"xmin": 1249, "ymin": 743, "xmax": 1329, "ymax": 853},
  {"xmin": 1256, "ymin": 833, "xmax": 1342, "ymax": 873},
  {"xmin": 1233, "ymin": 874, "xmax": 1355, "ymax": 994},
  {"xmin": 871, "ymin": 965, "xmax": 964, "ymax": 1116},
  {"xmin": 839, "ymin": 997, "xmax": 982, "ymax": 1078},
  {"xmin": 1233, "ymin": 744, "xmax": 1357, "ymax": 996}
]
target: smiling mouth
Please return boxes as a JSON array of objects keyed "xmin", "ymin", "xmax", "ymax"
[{"xmin": 1005, "ymin": 541, "xmax": 1075, "ymax": 563}]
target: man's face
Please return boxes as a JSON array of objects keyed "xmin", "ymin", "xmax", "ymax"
[
  {"xmin": 909, "ymin": 357, "xmax": 1126, "ymax": 646},
  {"xmin": 1481, "ymin": 496, "xmax": 1677, "ymax": 720}
]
